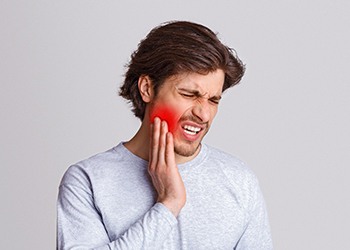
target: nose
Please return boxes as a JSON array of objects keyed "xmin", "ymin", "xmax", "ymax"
[{"xmin": 192, "ymin": 100, "xmax": 211, "ymax": 123}]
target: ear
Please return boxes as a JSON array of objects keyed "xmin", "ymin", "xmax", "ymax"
[{"xmin": 138, "ymin": 75, "xmax": 154, "ymax": 103}]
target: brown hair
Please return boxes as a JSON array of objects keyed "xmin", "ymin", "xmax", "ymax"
[{"xmin": 119, "ymin": 21, "xmax": 245, "ymax": 120}]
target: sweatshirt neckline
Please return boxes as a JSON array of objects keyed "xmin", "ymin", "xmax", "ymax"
[{"xmin": 114, "ymin": 142, "xmax": 208, "ymax": 171}]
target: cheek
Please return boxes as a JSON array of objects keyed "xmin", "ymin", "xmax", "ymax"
[{"xmin": 150, "ymin": 105, "xmax": 180, "ymax": 133}]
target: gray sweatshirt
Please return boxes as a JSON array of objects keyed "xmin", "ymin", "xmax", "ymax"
[{"xmin": 57, "ymin": 143, "xmax": 272, "ymax": 249}]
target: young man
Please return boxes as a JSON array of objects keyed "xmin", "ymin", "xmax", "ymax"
[{"xmin": 57, "ymin": 21, "xmax": 273, "ymax": 249}]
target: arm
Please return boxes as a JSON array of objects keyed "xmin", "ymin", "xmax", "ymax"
[{"xmin": 57, "ymin": 183, "xmax": 177, "ymax": 249}]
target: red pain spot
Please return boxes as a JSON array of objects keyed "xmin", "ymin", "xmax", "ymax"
[{"xmin": 150, "ymin": 105, "xmax": 178, "ymax": 133}]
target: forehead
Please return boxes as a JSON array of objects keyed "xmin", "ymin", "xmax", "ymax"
[{"xmin": 167, "ymin": 70, "xmax": 225, "ymax": 95}]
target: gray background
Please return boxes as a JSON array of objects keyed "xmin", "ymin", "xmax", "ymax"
[{"xmin": 1, "ymin": 1, "xmax": 349, "ymax": 249}]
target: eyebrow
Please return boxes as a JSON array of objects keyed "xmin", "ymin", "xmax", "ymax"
[{"xmin": 176, "ymin": 87, "xmax": 222, "ymax": 100}]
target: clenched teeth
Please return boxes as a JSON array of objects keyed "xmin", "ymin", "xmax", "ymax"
[{"xmin": 183, "ymin": 125, "xmax": 201, "ymax": 135}]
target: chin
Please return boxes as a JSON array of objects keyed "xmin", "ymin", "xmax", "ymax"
[{"xmin": 174, "ymin": 141, "xmax": 201, "ymax": 157}]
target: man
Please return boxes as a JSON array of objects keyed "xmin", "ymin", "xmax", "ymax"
[{"xmin": 57, "ymin": 21, "xmax": 273, "ymax": 249}]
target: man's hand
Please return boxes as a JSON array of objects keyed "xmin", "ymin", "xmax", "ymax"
[{"xmin": 148, "ymin": 117, "xmax": 186, "ymax": 217}]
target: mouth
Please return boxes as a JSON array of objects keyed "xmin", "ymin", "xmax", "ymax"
[{"xmin": 182, "ymin": 124, "xmax": 202, "ymax": 135}]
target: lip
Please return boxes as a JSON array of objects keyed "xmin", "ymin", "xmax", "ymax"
[{"xmin": 179, "ymin": 121, "xmax": 206, "ymax": 142}]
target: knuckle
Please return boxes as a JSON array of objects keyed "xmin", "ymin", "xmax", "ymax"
[{"xmin": 148, "ymin": 164, "xmax": 156, "ymax": 172}]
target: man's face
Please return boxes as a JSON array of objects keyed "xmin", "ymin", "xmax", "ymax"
[{"xmin": 149, "ymin": 69, "xmax": 225, "ymax": 158}]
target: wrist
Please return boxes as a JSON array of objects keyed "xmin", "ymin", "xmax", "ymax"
[{"xmin": 159, "ymin": 199, "xmax": 184, "ymax": 217}]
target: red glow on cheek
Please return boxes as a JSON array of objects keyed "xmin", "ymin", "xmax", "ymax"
[{"xmin": 150, "ymin": 105, "xmax": 179, "ymax": 133}]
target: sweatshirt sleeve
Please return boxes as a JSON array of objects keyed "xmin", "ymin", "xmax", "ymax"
[
  {"xmin": 57, "ymin": 166, "xmax": 177, "ymax": 250},
  {"xmin": 234, "ymin": 174, "xmax": 273, "ymax": 250}
]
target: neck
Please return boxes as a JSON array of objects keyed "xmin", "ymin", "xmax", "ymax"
[{"xmin": 124, "ymin": 121, "xmax": 150, "ymax": 161}]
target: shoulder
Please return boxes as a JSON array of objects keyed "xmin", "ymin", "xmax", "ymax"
[
  {"xmin": 59, "ymin": 147, "xmax": 112, "ymax": 187},
  {"xmin": 59, "ymin": 143, "xmax": 136, "ymax": 188},
  {"xmin": 204, "ymin": 144, "xmax": 257, "ymax": 182},
  {"xmin": 203, "ymin": 144, "xmax": 261, "ymax": 206}
]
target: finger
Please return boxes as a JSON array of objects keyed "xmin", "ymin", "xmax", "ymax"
[
  {"xmin": 165, "ymin": 132, "xmax": 175, "ymax": 165},
  {"xmin": 157, "ymin": 120, "xmax": 168, "ymax": 165},
  {"xmin": 150, "ymin": 117, "xmax": 161, "ymax": 170}
]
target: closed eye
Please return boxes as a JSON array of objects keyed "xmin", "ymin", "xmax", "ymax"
[
  {"xmin": 209, "ymin": 98, "xmax": 220, "ymax": 105},
  {"xmin": 177, "ymin": 87, "xmax": 221, "ymax": 104},
  {"xmin": 180, "ymin": 93, "xmax": 196, "ymax": 98}
]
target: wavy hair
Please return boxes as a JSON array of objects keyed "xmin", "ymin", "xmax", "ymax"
[{"xmin": 119, "ymin": 21, "xmax": 245, "ymax": 120}]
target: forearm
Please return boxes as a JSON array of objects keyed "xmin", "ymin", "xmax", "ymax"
[
  {"xmin": 101, "ymin": 203, "xmax": 177, "ymax": 250},
  {"xmin": 57, "ymin": 183, "xmax": 177, "ymax": 250}
]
